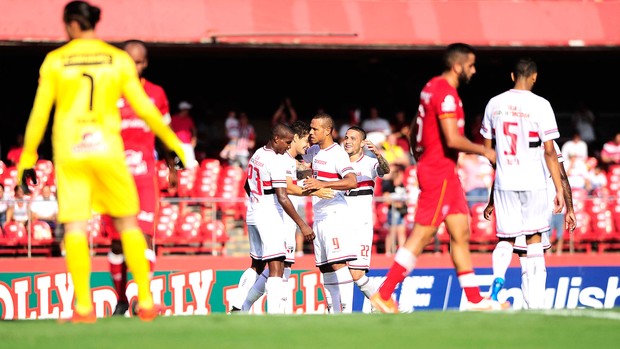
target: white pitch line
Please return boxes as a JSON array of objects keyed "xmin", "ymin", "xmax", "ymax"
[{"xmin": 538, "ymin": 309, "xmax": 620, "ymax": 321}]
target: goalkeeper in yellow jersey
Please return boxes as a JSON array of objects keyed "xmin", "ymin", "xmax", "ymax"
[{"xmin": 17, "ymin": 1, "xmax": 192, "ymax": 323}]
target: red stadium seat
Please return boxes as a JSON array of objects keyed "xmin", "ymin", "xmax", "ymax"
[
  {"xmin": 372, "ymin": 202, "xmax": 389, "ymax": 253},
  {"xmin": 199, "ymin": 219, "xmax": 228, "ymax": 255},
  {"xmin": 469, "ymin": 203, "xmax": 497, "ymax": 252},
  {"xmin": 570, "ymin": 188, "xmax": 588, "ymax": 214},
  {"xmin": 0, "ymin": 222, "xmax": 24, "ymax": 252},
  {"xmin": 593, "ymin": 210, "xmax": 620, "ymax": 252},
  {"xmin": 176, "ymin": 168, "xmax": 196, "ymax": 198},
  {"xmin": 35, "ymin": 159, "xmax": 55, "ymax": 186},
  {"xmin": 2, "ymin": 221, "xmax": 28, "ymax": 245},
  {"xmin": 87, "ymin": 214, "xmax": 110, "ymax": 254},
  {"xmin": 175, "ymin": 211, "xmax": 203, "ymax": 244},
  {"xmin": 572, "ymin": 212, "xmax": 595, "ymax": 253},
  {"xmin": 156, "ymin": 160, "xmax": 170, "ymax": 191},
  {"xmin": 216, "ymin": 166, "xmax": 246, "ymax": 219}
]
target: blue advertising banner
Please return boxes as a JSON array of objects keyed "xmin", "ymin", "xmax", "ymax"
[{"xmin": 356, "ymin": 267, "xmax": 620, "ymax": 312}]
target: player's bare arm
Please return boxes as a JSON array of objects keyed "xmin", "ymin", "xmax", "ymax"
[
  {"xmin": 560, "ymin": 164, "xmax": 577, "ymax": 232},
  {"xmin": 543, "ymin": 140, "xmax": 565, "ymax": 214},
  {"xmin": 365, "ymin": 140, "xmax": 390, "ymax": 176},
  {"xmin": 285, "ymin": 176, "xmax": 334, "ymax": 199},
  {"xmin": 303, "ymin": 172, "xmax": 357, "ymax": 191},
  {"xmin": 484, "ymin": 178, "xmax": 496, "ymax": 221},
  {"xmin": 409, "ymin": 113, "xmax": 422, "ymax": 161},
  {"xmin": 274, "ymin": 187, "xmax": 315, "ymax": 242},
  {"xmin": 440, "ymin": 116, "xmax": 496, "ymax": 165}
]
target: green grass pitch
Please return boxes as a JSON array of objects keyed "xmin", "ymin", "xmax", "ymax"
[{"xmin": 3, "ymin": 310, "xmax": 620, "ymax": 349}]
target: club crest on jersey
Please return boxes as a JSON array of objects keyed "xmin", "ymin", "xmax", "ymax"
[{"xmin": 441, "ymin": 95, "xmax": 457, "ymax": 112}]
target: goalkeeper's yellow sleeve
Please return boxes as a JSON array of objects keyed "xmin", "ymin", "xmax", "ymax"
[{"xmin": 18, "ymin": 58, "xmax": 55, "ymax": 182}]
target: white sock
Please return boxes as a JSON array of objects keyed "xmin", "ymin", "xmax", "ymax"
[
  {"xmin": 394, "ymin": 248, "xmax": 417, "ymax": 274},
  {"xmin": 519, "ymin": 256, "xmax": 529, "ymax": 309},
  {"xmin": 322, "ymin": 271, "xmax": 341, "ymax": 313},
  {"xmin": 242, "ymin": 270, "xmax": 268, "ymax": 311},
  {"xmin": 231, "ymin": 268, "xmax": 259, "ymax": 310},
  {"xmin": 355, "ymin": 274, "xmax": 376, "ymax": 300},
  {"xmin": 526, "ymin": 243, "xmax": 546, "ymax": 309},
  {"xmin": 492, "ymin": 241, "xmax": 513, "ymax": 279},
  {"xmin": 283, "ymin": 267, "xmax": 292, "ymax": 282},
  {"xmin": 336, "ymin": 268, "xmax": 354, "ymax": 314},
  {"xmin": 265, "ymin": 277, "xmax": 285, "ymax": 314}
]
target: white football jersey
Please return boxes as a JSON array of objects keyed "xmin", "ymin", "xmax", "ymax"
[
  {"xmin": 345, "ymin": 154, "xmax": 381, "ymax": 220},
  {"xmin": 279, "ymin": 150, "xmax": 303, "ymax": 211},
  {"xmin": 245, "ymin": 146, "xmax": 288, "ymax": 225},
  {"xmin": 481, "ymin": 89, "xmax": 560, "ymax": 191},
  {"xmin": 303, "ymin": 143, "xmax": 355, "ymax": 220}
]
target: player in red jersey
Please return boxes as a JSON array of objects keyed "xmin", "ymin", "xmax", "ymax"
[
  {"xmin": 371, "ymin": 43, "xmax": 509, "ymax": 313},
  {"xmin": 104, "ymin": 40, "xmax": 171, "ymax": 316}
]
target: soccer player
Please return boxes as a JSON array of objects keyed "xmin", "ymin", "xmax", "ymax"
[
  {"xmin": 480, "ymin": 58, "xmax": 565, "ymax": 309},
  {"xmin": 234, "ymin": 120, "xmax": 334, "ymax": 312},
  {"xmin": 232, "ymin": 123, "xmax": 314, "ymax": 314},
  {"xmin": 484, "ymin": 141, "xmax": 576, "ymax": 308},
  {"xmin": 371, "ymin": 43, "xmax": 508, "ymax": 313},
  {"xmin": 302, "ymin": 113, "xmax": 358, "ymax": 313},
  {"xmin": 103, "ymin": 39, "xmax": 171, "ymax": 316},
  {"xmin": 342, "ymin": 126, "xmax": 390, "ymax": 303},
  {"xmin": 17, "ymin": 1, "xmax": 189, "ymax": 323}
]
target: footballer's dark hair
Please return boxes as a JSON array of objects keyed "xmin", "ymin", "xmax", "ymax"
[
  {"xmin": 272, "ymin": 122, "xmax": 293, "ymax": 140},
  {"xmin": 443, "ymin": 43, "xmax": 475, "ymax": 71},
  {"xmin": 347, "ymin": 126, "xmax": 367, "ymax": 140},
  {"xmin": 513, "ymin": 58, "xmax": 538, "ymax": 80},
  {"xmin": 312, "ymin": 112, "xmax": 335, "ymax": 133},
  {"xmin": 64, "ymin": 1, "xmax": 101, "ymax": 30},
  {"xmin": 290, "ymin": 120, "xmax": 310, "ymax": 138}
]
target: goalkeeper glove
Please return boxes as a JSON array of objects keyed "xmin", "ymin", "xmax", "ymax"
[{"xmin": 20, "ymin": 168, "xmax": 38, "ymax": 195}]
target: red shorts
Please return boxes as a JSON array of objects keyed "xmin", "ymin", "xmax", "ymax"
[
  {"xmin": 414, "ymin": 168, "xmax": 468, "ymax": 227},
  {"xmin": 104, "ymin": 174, "xmax": 159, "ymax": 240}
]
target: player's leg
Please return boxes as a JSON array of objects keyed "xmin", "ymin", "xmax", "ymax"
[
  {"xmin": 64, "ymin": 221, "xmax": 95, "ymax": 321},
  {"xmin": 319, "ymin": 262, "xmax": 353, "ymax": 313},
  {"xmin": 95, "ymin": 157, "xmax": 158, "ymax": 320},
  {"xmin": 315, "ymin": 214, "xmax": 356, "ymax": 314},
  {"xmin": 552, "ymin": 213, "xmax": 565, "ymax": 255},
  {"xmin": 372, "ymin": 223, "xmax": 437, "ymax": 313},
  {"xmin": 112, "ymin": 215, "xmax": 157, "ymax": 318},
  {"xmin": 522, "ymin": 189, "xmax": 550, "ymax": 309},
  {"xmin": 349, "ymin": 219, "xmax": 376, "ymax": 300},
  {"xmin": 516, "ymin": 251, "xmax": 529, "ymax": 308},
  {"xmin": 265, "ymin": 258, "xmax": 286, "ymax": 314},
  {"xmin": 55, "ymin": 161, "xmax": 96, "ymax": 322},
  {"xmin": 251, "ymin": 218, "xmax": 287, "ymax": 314},
  {"xmin": 108, "ymin": 237, "xmax": 129, "ymax": 315},
  {"xmin": 231, "ymin": 225, "xmax": 265, "ymax": 312},
  {"xmin": 489, "ymin": 189, "xmax": 524, "ymax": 302},
  {"xmin": 102, "ymin": 214, "xmax": 129, "ymax": 316},
  {"xmin": 444, "ymin": 213, "xmax": 484, "ymax": 304},
  {"xmin": 135, "ymin": 175, "xmax": 159, "ymax": 278},
  {"xmin": 489, "ymin": 237, "xmax": 516, "ymax": 301}
]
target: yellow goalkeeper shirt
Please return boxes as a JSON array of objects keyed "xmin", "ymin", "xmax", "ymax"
[{"xmin": 20, "ymin": 38, "xmax": 183, "ymax": 169}]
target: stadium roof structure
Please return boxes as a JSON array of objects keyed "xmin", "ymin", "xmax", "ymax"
[{"xmin": 1, "ymin": 0, "xmax": 619, "ymax": 49}]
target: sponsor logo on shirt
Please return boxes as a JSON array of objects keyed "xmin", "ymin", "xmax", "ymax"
[{"xmin": 441, "ymin": 95, "xmax": 457, "ymax": 112}]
